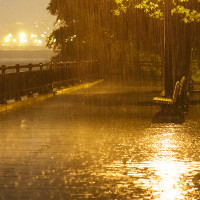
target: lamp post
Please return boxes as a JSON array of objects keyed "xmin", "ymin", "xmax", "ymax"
[{"xmin": 164, "ymin": 0, "xmax": 173, "ymax": 97}]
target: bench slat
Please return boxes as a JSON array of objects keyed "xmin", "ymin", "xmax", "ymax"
[
  {"xmin": 153, "ymin": 81, "xmax": 180, "ymax": 105},
  {"xmin": 153, "ymin": 97, "xmax": 173, "ymax": 104}
]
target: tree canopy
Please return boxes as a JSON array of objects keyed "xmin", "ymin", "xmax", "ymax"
[
  {"xmin": 47, "ymin": 0, "xmax": 200, "ymax": 92},
  {"xmin": 113, "ymin": 0, "xmax": 200, "ymax": 22}
]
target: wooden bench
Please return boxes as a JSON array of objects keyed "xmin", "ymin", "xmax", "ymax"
[
  {"xmin": 178, "ymin": 76, "xmax": 186, "ymax": 96},
  {"xmin": 177, "ymin": 75, "xmax": 192, "ymax": 111},
  {"xmin": 153, "ymin": 81, "xmax": 180, "ymax": 106},
  {"xmin": 153, "ymin": 76, "xmax": 186, "ymax": 109}
]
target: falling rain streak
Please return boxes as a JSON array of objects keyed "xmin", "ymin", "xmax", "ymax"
[{"xmin": 0, "ymin": 0, "xmax": 200, "ymax": 199}]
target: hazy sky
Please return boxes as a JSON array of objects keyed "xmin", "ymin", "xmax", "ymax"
[{"xmin": 0, "ymin": 0, "xmax": 55, "ymax": 29}]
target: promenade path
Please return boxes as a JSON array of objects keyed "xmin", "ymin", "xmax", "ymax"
[{"xmin": 1, "ymin": 80, "xmax": 200, "ymax": 199}]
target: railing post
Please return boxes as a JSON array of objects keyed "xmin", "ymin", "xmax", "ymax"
[
  {"xmin": 39, "ymin": 63, "xmax": 43, "ymax": 71},
  {"xmin": 73, "ymin": 61, "xmax": 77, "ymax": 85},
  {"xmin": 61, "ymin": 62, "xmax": 65, "ymax": 85},
  {"xmin": 97, "ymin": 61, "xmax": 100, "ymax": 80},
  {"xmin": 64, "ymin": 63, "xmax": 67, "ymax": 85},
  {"xmin": 28, "ymin": 63, "xmax": 33, "ymax": 97},
  {"xmin": 93, "ymin": 61, "xmax": 98, "ymax": 81},
  {"xmin": 49, "ymin": 62, "xmax": 54, "ymax": 92},
  {"xmin": 0, "ymin": 65, "xmax": 7, "ymax": 104},
  {"xmin": 56, "ymin": 62, "xmax": 62, "ymax": 89},
  {"xmin": 39, "ymin": 63, "xmax": 44, "ymax": 94},
  {"xmin": 15, "ymin": 64, "xmax": 21, "ymax": 101}
]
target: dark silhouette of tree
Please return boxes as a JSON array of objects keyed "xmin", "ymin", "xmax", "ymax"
[
  {"xmin": 47, "ymin": 0, "xmax": 200, "ymax": 96},
  {"xmin": 113, "ymin": 0, "xmax": 200, "ymax": 96},
  {"xmin": 47, "ymin": 0, "xmax": 115, "ymax": 61}
]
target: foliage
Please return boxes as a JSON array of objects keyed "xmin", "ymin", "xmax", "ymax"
[
  {"xmin": 46, "ymin": 0, "xmax": 164, "ymax": 59},
  {"xmin": 46, "ymin": 0, "xmax": 200, "ymax": 84},
  {"xmin": 113, "ymin": 0, "xmax": 200, "ymax": 22},
  {"xmin": 47, "ymin": 0, "xmax": 115, "ymax": 60},
  {"xmin": 112, "ymin": 0, "xmax": 200, "ymax": 84}
]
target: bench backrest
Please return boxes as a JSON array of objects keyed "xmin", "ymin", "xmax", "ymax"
[
  {"xmin": 179, "ymin": 76, "xmax": 186, "ymax": 96},
  {"xmin": 172, "ymin": 81, "xmax": 180, "ymax": 102}
]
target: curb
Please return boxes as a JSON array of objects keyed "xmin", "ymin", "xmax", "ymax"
[
  {"xmin": 55, "ymin": 79, "xmax": 104, "ymax": 95},
  {"xmin": 0, "ymin": 79, "xmax": 104, "ymax": 113}
]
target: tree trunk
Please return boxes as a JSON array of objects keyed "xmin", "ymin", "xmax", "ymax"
[
  {"xmin": 173, "ymin": 22, "xmax": 191, "ymax": 82},
  {"xmin": 164, "ymin": 0, "xmax": 173, "ymax": 97}
]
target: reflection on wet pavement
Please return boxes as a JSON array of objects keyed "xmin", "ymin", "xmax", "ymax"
[{"xmin": 0, "ymin": 82, "xmax": 200, "ymax": 199}]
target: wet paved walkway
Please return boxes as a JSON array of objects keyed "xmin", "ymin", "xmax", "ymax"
[{"xmin": 1, "ymin": 81, "xmax": 200, "ymax": 199}]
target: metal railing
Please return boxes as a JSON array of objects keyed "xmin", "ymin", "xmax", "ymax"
[{"xmin": 0, "ymin": 60, "xmax": 100, "ymax": 104}]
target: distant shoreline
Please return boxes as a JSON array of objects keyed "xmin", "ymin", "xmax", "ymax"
[
  {"xmin": 0, "ymin": 49, "xmax": 56, "ymax": 66},
  {"xmin": 0, "ymin": 49, "xmax": 56, "ymax": 58}
]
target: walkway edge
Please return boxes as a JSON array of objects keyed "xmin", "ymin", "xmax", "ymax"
[
  {"xmin": 0, "ymin": 79, "xmax": 104, "ymax": 113},
  {"xmin": 55, "ymin": 79, "xmax": 104, "ymax": 95}
]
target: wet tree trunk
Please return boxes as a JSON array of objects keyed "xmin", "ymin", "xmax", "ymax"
[
  {"xmin": 164, "ymin": 0, "xmax": 173, "ymax": 97},
  {"xmin": 173, "ymin": 22, "xmax": 192, "ymax": 82}
]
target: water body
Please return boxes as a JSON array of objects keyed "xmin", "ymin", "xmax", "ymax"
[
  {"xmin": 0, "ymin": 81, "xmax": 200, "ymax": 199},
  {"xmin": 0, "ymin": 49, "xmax": 55, "ymax": 66}
]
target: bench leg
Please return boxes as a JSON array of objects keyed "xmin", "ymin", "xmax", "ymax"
[
  {"xmin": 153, "ymin": 104, "xmax": 185, "ymax": 124},
  {"xmin": 160, "ymin": 104, "xmax": 174, "ymax": 114}
]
